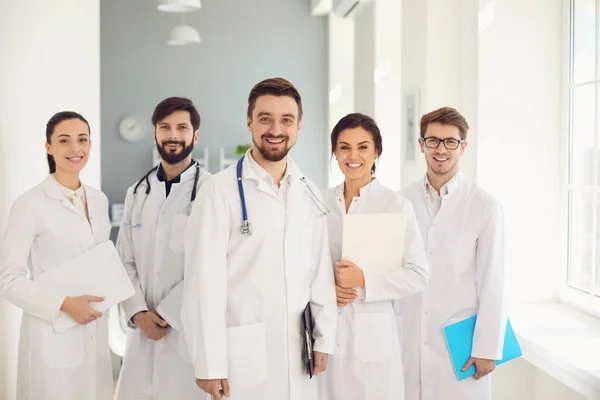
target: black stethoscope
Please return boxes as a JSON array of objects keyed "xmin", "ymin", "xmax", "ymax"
[
  {"xmin": 131, "ymin": 161, "xmax": 201, "ymax": 224},
  {"xmin": 236, "ymin": 155, "xmax": 329, "ymax": 236}
]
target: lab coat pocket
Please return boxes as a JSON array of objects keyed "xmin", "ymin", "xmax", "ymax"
[
  {"xmin": 227, "ymin": 322, "xmax": 267, "ymax": 385},
  {"xmin": 169, "ymin": 213, "xmax": 189, "ymax": 253},
  {"xmin": 41, "ymin": 323, "xmax": 85, "ymax": 369},
  {"xmin": 354, "ymin": 313, "xmax": 393, "ymax": 363}
]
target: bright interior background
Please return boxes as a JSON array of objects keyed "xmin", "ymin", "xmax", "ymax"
[{"xmin": 0, "ymin": 0, "xmax": 598, "ymax": 399}]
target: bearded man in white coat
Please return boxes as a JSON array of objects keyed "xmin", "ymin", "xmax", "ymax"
[
  {"xmin": 116, "ymin": 97, "xmax": 210, "ymax": 399},
  {"xmin": 395, "ymin": 107, "xmax": 506, "ymax": 400},
  {"xmin": 182, "ymin": 77, "xmax": 337, "ymax": 400}
]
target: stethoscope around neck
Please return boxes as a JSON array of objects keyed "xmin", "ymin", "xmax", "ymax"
[
  {"xmin": 131, "ymin": 160, "xmax": 200, "ymax": 223},
  {"xmin": 236, "ymin": 155, "xmax": 329, "ymax": 236}
]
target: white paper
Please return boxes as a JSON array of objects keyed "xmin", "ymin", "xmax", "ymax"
[
  {"xmin": 35, "ymin": 240, "xmax": 135, "ymax": 332},
  {"xmin": 341, "ymin": 213, "xmax": 407, "ymax": 272}
]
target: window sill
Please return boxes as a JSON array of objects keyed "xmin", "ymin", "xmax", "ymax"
[{"xmin": 511, "ymin": 303, "xmax": 600, "ymax": 398}]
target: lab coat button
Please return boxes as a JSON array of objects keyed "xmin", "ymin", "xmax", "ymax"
[
  {"xmin": 428, "ymin": 251, "xmax": 433, "ymax": 255},
  {"xmin": 338, "ymin": 311, "xmax": 342, "ymax": 316},
  {"xmin": 424, "ymin": 341, "xmax": 428, "ymax": 346}
]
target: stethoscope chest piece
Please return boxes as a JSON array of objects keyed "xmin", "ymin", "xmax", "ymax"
[{"xmin": 240, "ymin": 220, "xmax": 252, "ymax": 235}]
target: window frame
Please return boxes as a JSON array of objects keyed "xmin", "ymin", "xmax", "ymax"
[{"xmin": 560, "ymin": 0, "xmax": 600, "ymax": 318}]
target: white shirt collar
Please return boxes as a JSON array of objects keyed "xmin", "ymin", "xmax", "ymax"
[
  {"xmin": 336, "ymin": 178, "xmax": 379, "ymax": 199},
  {"xmin": 247, "ymin": 150, "xmax": 291, "ymax": 186},
  {"xmin": 424, "ymin": 171, "xmax": 463, "ymax": 196},
  {"xmin": 52, "ymin": 175, "xmax": 85, "ymax": 199}
]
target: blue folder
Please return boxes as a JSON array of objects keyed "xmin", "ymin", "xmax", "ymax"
[{"xmin": 443, "ymin": 315, "xmax": 522, "ymax": 380}]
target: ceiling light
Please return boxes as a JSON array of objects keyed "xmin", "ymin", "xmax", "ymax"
[
  {"xmin": 167, "ymin": 24, "xmax": 201, "ymax": 45},
  {"xmin": 158, "ymin": 0, "xmax": 201, "ymax": 13}
]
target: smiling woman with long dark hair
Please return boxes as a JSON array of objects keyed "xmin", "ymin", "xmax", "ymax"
[
  {"xmin": 317, "ymin": 113, "xmax": 430, "ymax": 400},
  {"xmin": 0, "ymin": 111, "xmax": 114, "ymax": 400}
]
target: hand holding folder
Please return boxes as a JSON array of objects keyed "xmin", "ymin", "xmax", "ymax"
[
  {"xmin": 443, "ymin": 315, "xmax": 522, "ymax": 381},
  {"xmin": 302, "ymin": 302, "xmax": 315, "ymax": 378},
  {"xmin": 35, "ymin": 240, "xmax": 135, "ymax": 332}
]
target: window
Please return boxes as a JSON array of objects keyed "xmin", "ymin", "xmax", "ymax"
[{"xmin": 566, "ymin": 0, "xmax": 600, "ymax": 299}]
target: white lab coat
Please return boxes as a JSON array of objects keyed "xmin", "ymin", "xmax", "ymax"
[
  {"xmin": 116, "ymin": 164, "xmax": 211, "ymax": 399},
  {"xmin": 0, "ymin": 175, "xmax": 114, "ymax": 400},
  {"xmin": 182, "ymin": 154, "xmax": 337, "ymax": 400},
  {"xmin": 395, "ymin": 173, "xmax": 507, "ymax": 400},
  {"xmin": 317, "ymin": 179, "xmax": 429, "ymax": 400}
]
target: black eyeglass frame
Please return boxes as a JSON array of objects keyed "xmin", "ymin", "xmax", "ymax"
[{"xmin": 419, "ymin": 136, "xmax": 466, "ymax": 150}]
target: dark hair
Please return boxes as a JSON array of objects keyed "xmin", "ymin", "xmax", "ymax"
[
  {"xmin": 45, "ymin": 111, "xmax": 91, "ymax": 174},
  {"xmin": 247, "ymin": 77, "xmax": 303, "ymax": 120},
  {"xmin": 151, "ymin": 97, "xmax": 201, "ymax": 131},
  {"xmin": 420, "ymin": 107, "xmax": 469, "ymax": 140},
  {"xmin": 330, "ymin": 113, "xmax": 383, "ymax": 174}
]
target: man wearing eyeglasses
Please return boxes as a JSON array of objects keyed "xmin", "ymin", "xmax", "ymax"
[{"xmin": 394, "ymin": 107, "xmax": 506, "ymax": 400}]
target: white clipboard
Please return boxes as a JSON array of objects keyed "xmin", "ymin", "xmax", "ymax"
[
  {"xmin": 35, "ymin": 240, "xmax": 135, "ymax": 332},
  {"xmin": 341, "ymin": 212, "xmax": 407, "ymax": 272}
]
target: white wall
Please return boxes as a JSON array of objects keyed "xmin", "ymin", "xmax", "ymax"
[
  {"xmin": 328, "ymin": 13, "xmax": 355, "ymax": 187},
  {"xmin": 0, "ymin": 1, "xmax": 101, "ymax": 398},
  {"xmin": 352, "ymin": 1, "xmax": 403, "ymax": 191},
  {"xmin": 477, "ymin": 0, "xmax": 563, "ymax": 304},
  {"xmin": 373, "ymin": 0, "xmax": 403, "ymax": 191},
  {"xmin": 400, "ymin": 0, "xmax": 428, "ymax": 186}
]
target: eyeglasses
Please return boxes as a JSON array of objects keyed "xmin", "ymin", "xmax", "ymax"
[{"xmin": 420, "ymin": 136, "xmax": 465, "ymax": 150}]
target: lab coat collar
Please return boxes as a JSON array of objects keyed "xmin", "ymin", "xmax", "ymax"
[
  {"xmin": 359, "ymin": 178, "xmax": 380, "ymax": 196},
  {"xmin": 42, "ymin": 174, "xmax": 101, "ymax": 202},
  {"xmin": 423, "ymin": 171, "xmax": 464, "ymax": 196},
  {"xmin": 42, "ymin": 175, "xmax": 102, "ymax": 219}
]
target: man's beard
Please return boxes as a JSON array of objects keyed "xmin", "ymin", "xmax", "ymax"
[
  {"xmin": 253, "ymin": 134, "xmax": 291, "ymax": 162},
  {"xmin": 157, "ymin": 140, "xmax": 194, "ymax": 165}
]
